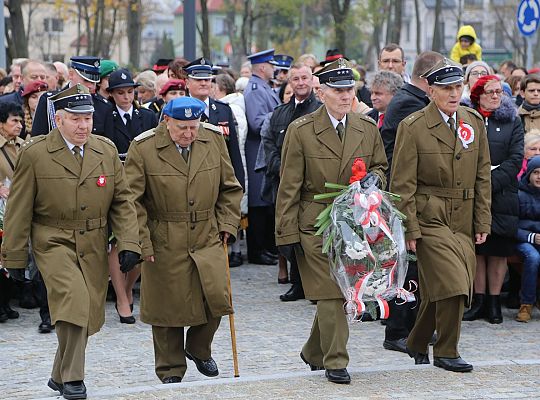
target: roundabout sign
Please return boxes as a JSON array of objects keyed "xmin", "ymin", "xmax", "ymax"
[{"xmin": 517, "ymin": 0, "xmax": 540, "ymax": 36}]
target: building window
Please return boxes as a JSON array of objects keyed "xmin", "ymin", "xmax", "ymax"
[
  {"xmin": 212, "ymin": 16, "xmax": 226, "ymax": 36},
  {"xmin": 464, "ymin": 0, "xmax": 483, "ymax": 7},
  {"xmin": 44, "ymin": 18, "xmax": 64, "ymax": 33}
]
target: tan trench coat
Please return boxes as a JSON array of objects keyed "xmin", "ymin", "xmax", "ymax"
[
  {"xmin": 390, "ymin": 101, "xmax": 491, "ymax": 305},
  {"xmin": 124, "ymin": 122, "xmax": 242, "ymax": 327},
  {"xmin": 0, "ymin": 135, "xmax": 24, "ymax": 183},
  {"xmin": 517, "ymin": 105, "xmax": 540, "ymax": 133},
  {"xmin": 1, "ymin": 129, "xmax": 140, "ymax": 335},
  {"xmin": 275, "ymin": 106, "xmax": 388, "ymax": 300}
]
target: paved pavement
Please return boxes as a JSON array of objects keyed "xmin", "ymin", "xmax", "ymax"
[{"xmin": 1, "ymin": 257, "xmax": 540, "ymax": 399}]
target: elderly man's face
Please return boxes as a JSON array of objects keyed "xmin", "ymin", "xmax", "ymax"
[
  {"xmin": 289, "ymin": 66, "xmax": 313, "ymax": 101},
  {"xmin": 23, "ymin": 62, "xmax": 48, "ymax": 87},
  {"xmin": 319, "ymin": 86, "xmax": 355, "ymax": 120},
  {"xmin": 165, "ymin": 116, "xmax": 199, "ymax": 148},
  {"xmin": 186, "ymin": 77, "xmax": 211, "ymax": 100},
  {"xmin": 55, "ymin": 112, "xmax": 93, "ymax": 146},
  {"xmin": 429, "ymin": 83, "xmax": 464, "ymax": 116},
  {"xmin": 11, "ymin": 65, "xmax": 22, "ymax": 92},
  {"xmin": 370, "ymin": 84, "xmax": 394, "ymax": 113}
]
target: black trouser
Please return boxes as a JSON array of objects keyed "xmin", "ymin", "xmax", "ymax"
[
  {"xmin": 246, "ymin": 205, "xmax": 276, "ymax": 260},
  {"xmin": 290, "ymin": 254, "xmax": 303, "ymax": 286},
  {"xmin": 34, "ymin": 272, "xmax": 50, "ymax": 323},
  {"xmin": 385, "ymin": 261, "xmax": 419, "ymax": 341}
]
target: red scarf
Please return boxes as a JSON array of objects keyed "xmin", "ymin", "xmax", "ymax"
[{"xmin": 477, "ymin": 106, "xmax": 492, "ymax": 118}]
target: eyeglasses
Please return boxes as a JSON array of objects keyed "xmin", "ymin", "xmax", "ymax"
[
  {"xmin": 483, "ymin": 89, "xmax": 503, "ymax": 96},
  {"xmin": 469, "ymin": 71, "xmax": 488, "ymax": 77}
]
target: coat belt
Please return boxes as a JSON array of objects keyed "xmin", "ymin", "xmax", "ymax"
[
  {"xmin": 416, "ymin": 185, "xmax": 475, "ymax": 200},
  {"xmin": 300, "ymin": 192, "xmax": 334, "ymax": 204},
  {"xmin": 148, "ymin": 209, "xmax": 212, "ymax": 222},
  {"xmin": 33, "ymin": 215, "xmax": 107, "ymax": 230}
]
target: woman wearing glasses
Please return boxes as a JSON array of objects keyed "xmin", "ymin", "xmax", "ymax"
[
  {"xmin": 462, "ymin": 75, "xmax": 524, "ymax": 323},
  {"xmin": 462, "ymin": 61, "xmax": 491, "ymax": 101}
]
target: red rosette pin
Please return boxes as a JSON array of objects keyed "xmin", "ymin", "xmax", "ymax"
[
  {"xmin": 349, "ymin": 157, "xmax": 367, "ymax": 184},
  {"xmin": 97, "ymin": 175, "xmax": 106, "ymax": 187}
]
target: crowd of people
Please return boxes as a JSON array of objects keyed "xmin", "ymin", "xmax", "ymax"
[{"xmin": 0, "ymin": 25, "xmax": 539, "ymax": 397}]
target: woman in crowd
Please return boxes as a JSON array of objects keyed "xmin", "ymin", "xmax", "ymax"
[
  {"xmin": 463, "ymin": 75, "xmax": 524, "ymax": 323},
  {"xmin": 462, "ymin": 61, "xmax": 491, "ymax": 101},
  {"xmin": 106, "ymin": 68, "xmax": 158, "ymax": 324},
  {"xmin": 134, "ymin": 70, "xmax": 158, "ymax": 105},
  {"xmin": 97, "ymin": 60, "xmax": 119, "ymax": 99},
  {"xmin": 21, "ymin": 80, "xmax": 48, "ymax": 136},
  {"xmin": 0, "ymin": 102, "xmax": 24, "ymax": 323}
]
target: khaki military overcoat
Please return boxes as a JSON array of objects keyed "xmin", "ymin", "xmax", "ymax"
[
  {"xmin": 275, "ymin": 106, "xmax": 388, "ymax": 300},
  {"xmin": 1, "ymin": 129, "xmax": 140, "ymax": 335},
  {"xmin": 124, "ymin": 122, "xmax": 242, "ymax": 327},
  {"xmin": 390, "ymin": 101, "xmax": 491, "ymax": 305},
  {"xmin": 0, "ymin": 135, "xmax": 24, "ymax": 183}
]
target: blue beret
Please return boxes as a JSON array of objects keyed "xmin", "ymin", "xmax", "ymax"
[
  {"xmin": 162, "ymin": 97, "xmax": 206, "ymax": 120},
  {"xmin": 70, "ymin": 56, "xmax": 101, "ymax": 83},
  {"xmin": 247, "ymin": 48, "xmax": 275, "ymax": 65}
]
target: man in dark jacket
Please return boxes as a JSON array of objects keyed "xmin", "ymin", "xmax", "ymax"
[
  {"xmin": 380, "ymin": 51, "xmax": 443, "ymax": 354},
  {"xmin": 262, "ymin": 63, "xmax": 321, "ymax": 301}
]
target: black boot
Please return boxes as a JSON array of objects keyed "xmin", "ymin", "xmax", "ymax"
[
  {"xmin": 462, "ymin": 293, "xmax": 485, "ymax": 321},
  {"xmin": 19, "ymin": 280, "xmax": 38, "ymax": 309},
  {"xmin": 487, "ymin": 294, "xmax": 503, "ymax": 324}
]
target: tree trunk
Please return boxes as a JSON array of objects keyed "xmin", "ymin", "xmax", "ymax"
[
  {"xmin": 385, "ymin": 0, "xmax": 393, "ymax": 45},
  {"xmin": 330, "ymin": 0, "xmax": 351, "ymax": 54},
  {"xmin": 390, "ymin": 0, "xmax": 402, "ymax": 44},
  {"xmin": 127, "ymin": 0, "xmax": 142, "ymax": 68},
  {"xmin": 431, "ymin": 0, "xmax": 442, "ymax": 52},
  {"xmin": 76, "ymin": 0, "xmax": 82, "ymax": 55},
  {"xmin": 6, "ymin": 0, "xmax": 29, "ymax": 59},
  {"xmin": 414, "ymin": 0, "xmax": 421, "ymax": 55},
  {"xmin": 200, "ymin": 0, "xmax": 210, "ymax": 58}
]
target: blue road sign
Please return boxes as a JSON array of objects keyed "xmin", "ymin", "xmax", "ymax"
[{"xmin": 517, "ymin": 0, "xmax": 540, "ymax": 37}]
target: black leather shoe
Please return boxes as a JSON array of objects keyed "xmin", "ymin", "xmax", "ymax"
[
  {"xmin": 39, "ymin": 320, "xmax": 53, "ymax": 333},
  {"xmin": 407, "ymin": 348, "xmax": 430, "ymax": 365},
  {"xmin": 383, "ymin": 337, "xmax": 408, "ymax": 353},
  {"xmin": 2, "ymin": 304, "xmax": 19, "ymax": 319},
  {"xmin": 229, "ymin": 252, "xmax": 243, "ymax": 268},
  {"xmin": 63, "ymin": 381, "xmax": 87, "ymax": 399},
  {"xmin": 300, "ymin": 352, "xmax": 324, "ymax": 371},
  {"xmin": 280, "ymin": 284, "xmax": 305, "ymax": 302},
  {"xmin": 433, "ymin": 356, "xmax": 473, "ymax": 372},
  {"xmin": 325, "ymin": 368, "xmax": 351, "ymax": 384},
  {"xmin": 115, "ymin": 304, "xmax": 136, "ymax": 324},
  {"xmin": 162, "ymin": 376, "xmax": 182, "ymax": 384},
  {"xmin": 248, "ymin": 253, "xmax": 278, "ymax": 265},
  {"xmin": 0, "ymin": 309, "xmax": 7, "ymax": 322},
  {"xmin": 262, "ymin": 250, "xmax": 279, "ymax": 260},
  {"xmin": 186, "ymin": 351, "xmax": 219, "ymax": 377},
  {"xmin": 47, "ymin": 378, "xmax": 63, "ymax": 393}
]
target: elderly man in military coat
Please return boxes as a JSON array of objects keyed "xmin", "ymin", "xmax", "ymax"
[
  {"xmin": 390, "ymin": 58, "xmax": 491, "ymax": 373},
  {"xmin": 1, "ymin": 84, "xmax": 141, "ymax": 399},
  {"xmin": 124, "ymin": 97, "xmax": 242, "ymax": 384},
  {"xmin": 275, "ymin": 59, "xmax": 388, "ymax": 384}
]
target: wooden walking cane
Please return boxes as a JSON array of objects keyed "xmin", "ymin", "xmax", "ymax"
[{"xmin": 224, "ymin": 242, "xmax": 240, "ymax": 377}]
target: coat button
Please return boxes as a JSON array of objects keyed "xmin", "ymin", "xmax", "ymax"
[
  {"xmin": 277, "ymin": 230, "xmax": 282, "ymax": 235},
  {"xmin": 456, "ymin": 154, "xmax": 461, "ymax": 160},
  {"xmin": 79, "ymin": 230, "xmax": 85, "ymax": 234},
  {"xmin": 190, "ymin": 248, "xmax": 195, "ymax": 253},
  {"xmin": 457, "ymin": 181, "xmax": 461, "ymax": 186},
  {"xmin": 79, "ymin": 252, "xmax": 84, "ymax": 257},
  {"xmin": 81, "ymin": 205, "xmax": 87, "ymax": 210},
  {"xmin": 191, "ymin": 225, "xmax": 195, "ymax": 230},
  {"xmin": 189, "ymin": 200, "xmax": 194, "ymax": 206}
]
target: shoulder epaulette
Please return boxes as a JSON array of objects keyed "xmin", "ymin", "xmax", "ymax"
[
  {"xmin": 94, "ymin": 135, "xmax": 116, "ymax": 147},
  {"xmin": 134, "ymin": 129, "xmax": 156, "ymax": 142},
  {"xmin": 462, "ymin": 106, "xmax": 483, "ymax": 121},
  {"xmin": 402, "ymin": 110, "xmax": 424, "ymax": 126},
  {"xmin": 201, "ymin": 122, "xmax": 222, "ymax": 134},
  {"xmin": 21, "ymin": 135, "xmax": 46, "ymax": 150},
  {"xmin": 251, "ymin": 82, "xmax": 258, "ymax": 90},
  {"xmin": 290, "ymin": 114, "xmax": 313, "ymax": 128},
  {"xmin": 357, "ymin": 113, "xmax": 377, "ymax": 126}
]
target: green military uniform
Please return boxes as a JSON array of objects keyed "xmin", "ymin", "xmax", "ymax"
[
  {"xmin": 124, "ymin": 120, "xmax": 242, "ymax": 381},
  {"xmin": 275, "ymin": 104, "xmax": 388, "ymax": 369},
  {"xmin": 1, "ymin": 128, "xmax": 140, "ymax": 382},
  {"xmin": 391, "ymin": 101, "xmax": 491, "ymax": 359},
  {"xmin": 0, "ymin": 134, "xmax": 24, "ymax": 182}
]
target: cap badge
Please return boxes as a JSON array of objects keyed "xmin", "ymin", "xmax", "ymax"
[
  {"xmin": 201, "ymin": 58, "xmax": 206, "ymax": 65},
  {"xmin": 94, "ymin": 61, "xmax": 100, "ymax": 67},
  {"xmin": 185, "ymin": 108, "xmax": 192, "ymax": 118},
  {"xmin": 338, "ymin": 58, "xmax": 347, "ymax": 68},
  {"xmin": 121, "ymin": 73, "xmax": 127, "ymax": 80}
]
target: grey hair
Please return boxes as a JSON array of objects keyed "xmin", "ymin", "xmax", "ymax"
[
  {"xmin": 525, "ymin": 130, "xmax": 540, "ymax": 148},
  {"xmin": 368, "ymin": 70, "xmax": 404, "ymax": 95}
]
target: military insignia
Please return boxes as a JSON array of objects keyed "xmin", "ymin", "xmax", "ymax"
[
  {"xmin": 97, "ymin": 175, "xmax": 107, "ymax": 187},
  {"xmin": 94, "ymin": 61, "xmax": 100, "ymax": 67},
  {"xmin": 338, "ymin": 58, "xmax": 347, "ymax": 68},
  {"xmin": 252, "ymin": 83, "xmax": 257, "ymax": 90},
  {"xmin": 185, "ymin": 108, "xmax": 192, "ymax": 118},
  {"xmin": 457, "ymin": 119, "xmax": 475, "ymax": 149},
  {"xmin": 121, "ymin": 73, "xmax": 127, "ymax": 80},
  {"xmin": 211, "ymin": 103, "xmax": 216, "ymax": 111},
  {"xmin": 201, "ymin": 58, "xmax": 206, "ymax": 65}
]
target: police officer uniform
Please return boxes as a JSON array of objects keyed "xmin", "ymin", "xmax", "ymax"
[
  {"xmin": 275, "ymin": 60, "xmax": 388, "ymax": 384},
  {"xmin": 32, "ymin": 56, "xmax": 114, "ymax": 139},
  {"xmin": 1, "ymin": 84, "xmax": 141, "ymax": 399},
  {"xmin": 390, "ymin": 59, "xmax": 491, "ymax": 372},
  {"xmin": 106, "ymin": 68, "xmax": 158, "ymax": 159},
  {"xmin": 244, "ymin": 49, "xmax": 281, "ymax": 264},
  {"xmin": 124, "ymin": 97, "xmax": 242, "ymax": 383},
  {"xmin": 184, "ymin": 58, "xmax": 245, "ymax": 190}
]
